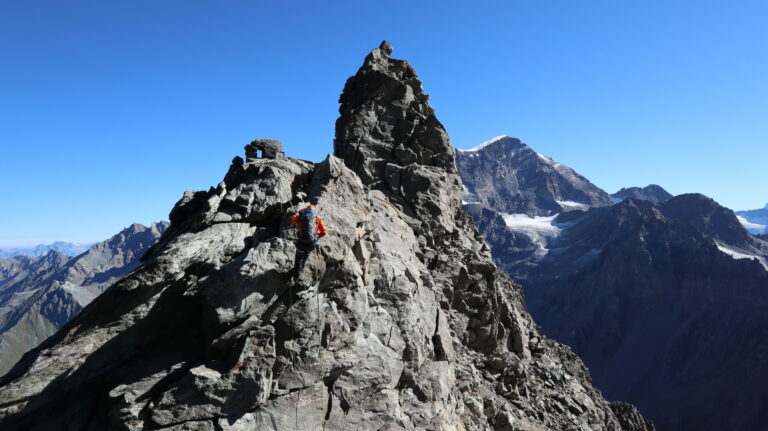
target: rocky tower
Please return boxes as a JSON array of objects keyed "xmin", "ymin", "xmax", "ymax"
[{"xmin": 0, "ymin": 42, "xmax": 652, "ymax": 431}]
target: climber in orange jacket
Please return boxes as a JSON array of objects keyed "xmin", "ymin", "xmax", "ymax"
[{"xmin": 290, "ymin": 204, "xmax": 327, "ymax": 274}]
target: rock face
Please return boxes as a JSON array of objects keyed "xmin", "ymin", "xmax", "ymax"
[
  {"xmin": 0, "ymin": 222, "xmax": 168, "ymax": 376},
  {"xmin": 456, "ymin": 136, "xmax": 612, "ymax": 216},
  {"xmin": 0, "ymin": 42, "xmax": 652, "ymax": 431},
  {"xmin": 736, "ymin": 203, "xmax": 768, "ymax": 234},
  {"xmin": 0, "ymin": 242, "xmax": 92, "ymax": 259},
  {"xmin": 457, "ymin": 141, "xmax": 768, "ymax": 431},
  {"xmin": 610, "ymin": 185, "xmax": 672, "ymax": 203}
]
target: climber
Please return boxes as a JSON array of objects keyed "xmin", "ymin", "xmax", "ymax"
[{"xmin": 290, "ymin": 204, "xmax": 327, "ymax": 275}]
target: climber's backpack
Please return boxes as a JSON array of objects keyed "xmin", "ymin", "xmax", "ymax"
[{"xmin": 298, "ymin": 207, "xmax": 318, "ymax": 243}]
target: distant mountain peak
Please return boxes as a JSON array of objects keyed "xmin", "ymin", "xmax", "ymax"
[
  {"xmin": 0, "ymin": 242, "xmax": 93, "ymax": 259},
  {"xmin": 455, "ymin": 136, "xmax": 612, "ymax": 216},
  {"xmin": 611, "ymin": 184, "xmax": 673, "ymax": 203},
  {"xmin": 457, "ymin": 135, "xmax": 521, "ymax": 152}
]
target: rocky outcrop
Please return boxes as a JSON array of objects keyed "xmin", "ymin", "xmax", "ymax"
[
  {"xmin": 459, "ymin": 139, "xmax": 768, "ymax": 431},
  {"xmin": 0, "ymin": 222, "xmax": 168, "ymax": 376},
  {"xmin": 456, "ymin": 136, "xmax": 612, "ymax": 216},
  {"xmin": 0, "ymin": 42, "xmax": 651, "ymax": 431},
  {"xmin": 245, "ymin": 139, "xmax": 284, "ymax": 161},
  {"xmin": 610, "ymin": 185, "xmax": 672, "ymax": 203}
]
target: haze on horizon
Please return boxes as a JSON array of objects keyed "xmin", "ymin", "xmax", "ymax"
[{"xmin": 1, "ymin": 1, "xmax": 766, "ymax": 246}]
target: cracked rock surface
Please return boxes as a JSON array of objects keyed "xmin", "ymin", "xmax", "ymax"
[{"xmin": 0, "ymin": 42, "xmax": 652, "ymax": 431}]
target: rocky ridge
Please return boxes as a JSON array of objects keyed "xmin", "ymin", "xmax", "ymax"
[{"xmin": 0, "ymin": 42, "xmax": 651, "ymax": 431}]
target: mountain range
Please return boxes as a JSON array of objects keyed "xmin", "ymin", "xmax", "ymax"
[
  {"xmin": 456, "ymin": 136, "xmax": 768, "ymax": 431},
  {"xmin": 0, "ymin": 42, "xmax": 652, "ymax": 431},
  {"xmin": 0, "ymin": 242, "xmax": 93, "ymax": 259},
  {"xmin": 0, "ymin": 222, "xmax": 168, "ymax": 376}
]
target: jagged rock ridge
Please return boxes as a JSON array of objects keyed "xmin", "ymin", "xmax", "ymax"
[
  {"xmin": 0, "ymin": 42, "xmax": 651, "ymax": 431},
  {"xmin": 0, "ymin": 222, "xmax": 168, "ymax": 376}
]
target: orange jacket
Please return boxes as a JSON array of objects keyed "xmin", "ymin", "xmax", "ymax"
[{"xmin": 291, "ymin": 211, "xmax": 328, "ymax": 239}]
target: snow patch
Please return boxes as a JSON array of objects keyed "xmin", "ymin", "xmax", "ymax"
[
  {"xmin": 536, "ymin": 153, "xmax": 554, "ymax": 163},
  {"xmin": 556, "ymin": 200, "xmax": 589, "ymax": 211},
  {"xmin": 461, "ymin": 185, "xmax": 480, "ymax": 205},
  {"xmin": 610, "ymin": 197, "xmax": 623, "ymax": 204},
  {"xmin": 737, "ymin": 216, "xmax": 768, "ymax": 235},
  {"xmin": 501, "ymin": 213, "xmax": 571, "ymax": 259},
  {"xmin": 458, "ymin": 135, "xmax": 509, "ymax": 152},
  {"xmin": 715, "ymin": 242, "xmax": 768, "ymax": 272}
]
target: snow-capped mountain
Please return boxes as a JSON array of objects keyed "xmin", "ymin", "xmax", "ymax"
[
  {"xmin": 0, "ymin": 242, "xmax": 93, "ymax": 259},
  {"xmin": 611, "ymin": 184, "xmax": 673, "ymax": 203},
  {"xmin": 0, "ymin": 222, "xmax": 168, "ymax": 376},
  {"xmin": 456, "ymin": 135, "xmax": 613, "ymax": 216},
  {"xmin": 456, "ymin": 139, "xmax": 768, "ymax": 431},
  {"xmin": 736, "ymin": 202, "xmax": 768, "ymax": 234}
]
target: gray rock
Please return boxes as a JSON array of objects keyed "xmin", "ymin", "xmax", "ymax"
[
  {"xmin": 0, "ymin": 42, "xmax": 651, "ymax": 431},
  {"xmin": 456, "ymin": 136, "xmax": 613, "ymax": 216},
  {"xmin": 245, "ymin": 139, "xmax": 284, "ymax": 161}
]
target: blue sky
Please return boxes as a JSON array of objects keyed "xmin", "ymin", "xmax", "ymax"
[{"xmin": 1, "ymin": 1, "xmax": 766, "ymax": 246}]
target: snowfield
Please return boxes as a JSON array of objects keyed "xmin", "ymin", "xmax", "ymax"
[
  {"xmin": 556, "ymin": 200, "xmax": 589, "ymax": 211},
  {"xmin": 502, "ymin": 213, "xmax": 571, "ymax": 259}
]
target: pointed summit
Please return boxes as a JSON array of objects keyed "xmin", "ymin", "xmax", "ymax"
[
  {"xmin": 335, "ymin": 41, "xmax": 456, "ymax": 185},
  {"xmin": 335, "ymin": 42, "xmax": 462, "ymax": 244},
  {"xmin": 378, "ymin": 39, "xmax": 393, "ymax": 56},
  {"xmin": 455, "ymin": 135, "xmax": 612, "ymax": 216}
]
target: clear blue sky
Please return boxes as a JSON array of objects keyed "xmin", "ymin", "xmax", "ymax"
[{"xmin": 1, "ymin": 0, "xmax": 766, "ymax": 246}]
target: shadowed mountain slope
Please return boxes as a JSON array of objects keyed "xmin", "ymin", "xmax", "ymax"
[{"xmin": 457, "ymin": 140, "xmax": 768, "ymax": 431}]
